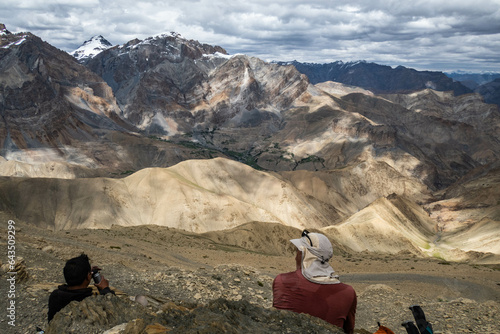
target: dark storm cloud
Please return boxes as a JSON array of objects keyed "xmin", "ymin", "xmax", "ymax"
[{"xmin": 1, "ymin": 0, "xmax": 499, "ymax": 71}]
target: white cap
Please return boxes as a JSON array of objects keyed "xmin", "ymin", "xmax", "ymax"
[
  {"xmin": 290, "ymin": 231, "xmax": 339, "ymax": 284},
  {"xmin": 290, "ymin": 231, "xmax": 333, "ymax": 263}
]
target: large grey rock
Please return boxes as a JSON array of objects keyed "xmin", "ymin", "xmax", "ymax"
[
  {"xmin": 45, "ymin": 294, "xmax": 154, "ymax": 334},
  {"xmin": 46, "ymin": 294, "xmax": 344, "ymax": 334}
]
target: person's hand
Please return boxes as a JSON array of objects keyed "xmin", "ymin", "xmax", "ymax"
[{"xmin": 94, "ymin": 276, "xmax": 110, "ymax": 290}]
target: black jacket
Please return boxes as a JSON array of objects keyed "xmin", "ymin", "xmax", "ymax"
[{"xmin": 47, "ymin": 285, "xmax": 114, "ymax": 322}]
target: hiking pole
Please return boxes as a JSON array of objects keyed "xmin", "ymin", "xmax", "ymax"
[{"xmin": 409, "ymin": 305, "xmax": 433, "ymax": 334}]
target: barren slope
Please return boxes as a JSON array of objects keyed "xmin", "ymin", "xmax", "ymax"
[
  {"xmin": 0, "ymin": 158, "xmax": 333, "ymax": 231},
  {"xmin": 424, "ymin": 164, "xmax": 500, "ymax": 263},
  {"xmin": 0, "ymin": 157, "xmax": 435, "ymax": 233},
  {"xmin": 323, "ymin": 195, "xmax": 437, "ymax": 255}
]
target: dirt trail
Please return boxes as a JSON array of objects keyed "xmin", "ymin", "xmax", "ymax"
[{"xmin": 345, "ymin": 273, "xmax": 500, "ymax": 303}]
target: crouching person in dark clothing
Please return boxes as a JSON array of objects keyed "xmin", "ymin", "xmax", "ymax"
[{"xmin": 48, "ymin": 253, "xmax": 115, "ymax": 322}]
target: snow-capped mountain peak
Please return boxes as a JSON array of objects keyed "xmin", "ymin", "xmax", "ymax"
[{"xmin": 70, "ymin": 35, "xmax": 113, "ymax": 62}]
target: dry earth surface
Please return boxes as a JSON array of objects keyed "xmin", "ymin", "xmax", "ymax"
[{"xmin": 1, "ymin": 213, "xmax": 499, "ymax": 334}]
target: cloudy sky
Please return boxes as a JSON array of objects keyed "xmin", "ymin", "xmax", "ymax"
[{"xmin": 2, "ymin": 0, "xmax": 500, "ymax": 72}]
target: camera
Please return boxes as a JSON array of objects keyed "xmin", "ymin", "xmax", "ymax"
[{"xmin": 92, "ymin": 269, "xmax": 101, "ymax": 284}]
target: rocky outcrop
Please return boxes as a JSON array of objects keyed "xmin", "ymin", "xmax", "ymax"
[
  {"xmin": 203, "ymin": 56, "xmax": 308, "ymax": 126},
  {"xmin": 1, "ymin": 256, "xmax": 28, "ymax": 282},
  {"xmin": 46, "ymin": 293, "xmax": 344, "ymax": 334},
  {"xmin": 0, "ymin": 23, "xmax": 11, "ymax": 35},
  {"xmin": 86, "ymin": 33, "xmax": 229, "ymax": 135}
]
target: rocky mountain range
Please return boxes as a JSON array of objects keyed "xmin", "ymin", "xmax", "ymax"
[
  {"xmin": 84, "ymin": 33, "xmax": 305, "ymax": 138},
  {"xmin": 71, "ymin": 33, "xmax": 500, "ymax": 107},
  {"xmin": 0, "ymin": 24, "xmax": 499, "ymax": 263}
]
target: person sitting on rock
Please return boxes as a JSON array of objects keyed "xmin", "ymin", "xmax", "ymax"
[
  {"xmin": 48, "ymin": 253, "xmax": 115, "ymax": 322},
  {"xmin": 272, "ymin": 230, "xmax": 357, "ymax": 334}
]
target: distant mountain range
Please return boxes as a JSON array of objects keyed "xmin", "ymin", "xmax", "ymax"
[
  {"xmin": 274, "ymin": 60, "xmax": 471, "ymax": 95},
  {"xmin": 274, "ymin": 60, "xmax": 500, "ymax": 107},
  {"xmin": 445, "ymin": 71, "xmax": 500, "ymax": 89}
]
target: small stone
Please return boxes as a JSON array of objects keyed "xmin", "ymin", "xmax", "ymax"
[
  {"xmin": 144, "ymin": 323, "xmax": 170, "ymax": 334},
  {"xmin": 134, "ymin": 295, "xmax": 148, "ymax": 307},
  {"xmin": 103, "ymin": 323, "xmax": 128, "ymax": 334},
  {"xmin": 124, "ymin": 318, "xmax": 146, "ymax": 334},
  {"xmin": 162, "ymin": 301, "xmax": 189, "ymax": 313},
  {"xmin": 42, "ymin": 245, "xmax": 54, "ymax": 253}
]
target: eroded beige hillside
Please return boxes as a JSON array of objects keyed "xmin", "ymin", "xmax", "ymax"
[
  {"xmin": 0, "ymin": 158, "xmax": 326, "ymax": 231},
  {"xmin": 0, "ymin": 157, "xmax": 498, "ymax": 263},
  {"xmin": 0, "ymin": 157, "xmax": 428, "ymax": 231}
]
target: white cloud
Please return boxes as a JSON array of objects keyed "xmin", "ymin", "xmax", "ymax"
[{"xmin": 1, "ymin": 0, "xmax": 499, "ymax": 71}]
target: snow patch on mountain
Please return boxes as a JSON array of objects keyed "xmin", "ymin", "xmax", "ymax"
[
  {"xmin": 274, "ymin": 60, "xmax": 368, "ymax": 69},
  {"xmin": 70, "ymin": 35, "xmax": 113, "ymax": 62},
  {"xmin": 1, "ymin": 35, "xmax": 27, "ymax": 49},
  {"xmin": 204, "ymin": 52, "xmax": 233, "ymax": 60}
]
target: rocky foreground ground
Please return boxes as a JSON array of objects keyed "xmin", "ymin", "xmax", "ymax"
[{"xmin": 1, "ymin": 217, "xmax": 499, "ymax": 333}]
